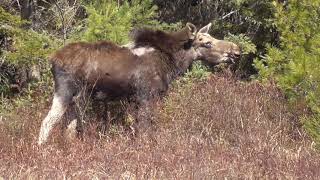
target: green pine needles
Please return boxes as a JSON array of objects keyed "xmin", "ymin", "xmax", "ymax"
[
  {"xmin": 255, "ymin": 0, "xmax": 320, "ymax": 147},
  {"xmin": 82, "ymin": 0, "xmax": 158, "ymax": 44}
]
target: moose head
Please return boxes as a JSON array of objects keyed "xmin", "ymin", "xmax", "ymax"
[{"xmin": 193, "ymin": 23, "xmax": 241, "ymax": 65}]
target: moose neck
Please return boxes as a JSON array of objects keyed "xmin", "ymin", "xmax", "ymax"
[
  {"xmin": 132, "ymin": 27, "xmax": 198, "ymax": 83},
  {"xmin": 132, "ymin": 28, "xmax": 193, "ymax": 55},
  {"xmin": 168, "ymin": 47, "xmax": 198, "ymax": 82}
]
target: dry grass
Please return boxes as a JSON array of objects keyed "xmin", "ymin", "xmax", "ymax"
[{"xmin": 1, "ymin": 73, "xmax": 320, "ymax": 179}]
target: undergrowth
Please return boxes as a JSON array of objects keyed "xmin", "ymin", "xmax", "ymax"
[{"xmin": 0, "ymin": 72, "xmax": 319, "ymax": 179}]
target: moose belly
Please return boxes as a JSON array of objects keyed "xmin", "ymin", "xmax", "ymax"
[{"xmin": 90, "ymin": 76, "xmax": 133, "ymax": 99}]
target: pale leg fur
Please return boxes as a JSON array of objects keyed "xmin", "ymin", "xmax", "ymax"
[
  {"xmin": 65, "ymin": 119, "xmax": 78, "ymax": 142},
  {"xmin": 38, "ymin": 94, "xmax": 68, "ymax": 145}
]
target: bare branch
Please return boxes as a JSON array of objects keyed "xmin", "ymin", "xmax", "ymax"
[
  {"xmin": 221, "ymin": 10, "xmax": 238, "ymax": 20},
  {"xmin": 15, "ymin": 0, "xmax": 21, "ymax": 10}
]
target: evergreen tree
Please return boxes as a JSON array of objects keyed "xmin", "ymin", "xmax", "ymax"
[
  {"xmin": 0, "ymin": 7, "xmax": 58, "ymax": 97},
  {"xmin": 154, "ymin": 0, "xmax": 277, "ymax": 76},
  {"xmin": 255, "ymin": 0, "xmax": 320, "ymax": 146},
  {"xmin": 79, "ymin": 0, "xmax": 159, "ymax": 44}
]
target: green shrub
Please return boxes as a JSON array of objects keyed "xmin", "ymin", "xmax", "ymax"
[
  {"xmin": 5, "ymin": 30, "xmax": 58, "ymax": 66},
  {"xmin": 255, "ymin": 0, "xmax": 320, "ymax": 146},
  {"xmin": 0, "ymin": 7, "xmax": 59, "ymax": 99},
  {"xmin": 225, "ymin": 33, "xmax": 256, "ymax": 55},
  {"xmin": 79, "ymin": 0, "xmax": 158, "ymax": 44},
  {"xmin": 179, "ymin": 61, "xmax": 211, "ymax": 85},
  {"xmin": 0, "ymin": 8, "xmax": 24, "ymax": 96},
  {"xmin": 304, "ymin": 115, "xmax": 320, "ymax": 149},
  {"xmin": 225, "ymin": 33, "xmax": 257, "ymax": 76}
]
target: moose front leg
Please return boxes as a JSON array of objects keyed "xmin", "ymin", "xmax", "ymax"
[
  {"xmin": 131, "ymin": 73, "xmax": 165, "ymax": 135},
  {"xmin": 135, "ymin": 99, "xmax": 153, "ymax": 132},
  {"xmin": 132, "ymin": 88, "xmax": 156, "ymax": 136},
  {"xmin": 134, "ymin": 91, "xmax": 164, "ymax": 135}
]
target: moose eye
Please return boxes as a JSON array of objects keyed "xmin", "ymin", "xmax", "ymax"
[{"xmin": 203, "ymin": 42, "xmax": 212, "ymax": 48}]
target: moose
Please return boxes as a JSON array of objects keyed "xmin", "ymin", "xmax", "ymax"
[{"xmin": 38, "ymin": 23, "xmax": 241, "ymax": 145}]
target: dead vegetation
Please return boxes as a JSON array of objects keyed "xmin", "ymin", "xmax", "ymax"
[{"xmin": 0, "ymin": 72, "xmax": 320, "ymax": 179}]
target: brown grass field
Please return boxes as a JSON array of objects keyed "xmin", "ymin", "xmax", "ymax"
[{"xmin": 1, "ymin": 73, "xmax": 320, "ymax": 179}]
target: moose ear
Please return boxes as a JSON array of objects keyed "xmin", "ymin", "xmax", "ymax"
[
  {"xmin": 198, "ymin": 23, "xmax": 212, "ymax": 34},
  {"xmin": 186, "ymin": 22, "xmax": 197, "ymax": 38}
]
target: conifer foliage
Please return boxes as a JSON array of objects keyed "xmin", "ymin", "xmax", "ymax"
[
  {"xmin": 0, "ymin": 7, "xmax": 57, "ymax": 97},
  {"xmin": 81, "ymin": 0, "xmax": 159, "ymax": 44},
  {"xmin": 255, "ymin": 0, "xmax": 320, "ymax": 145}
]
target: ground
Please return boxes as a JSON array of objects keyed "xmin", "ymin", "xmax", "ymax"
[{"xmin": 0, "ymin": 73, "xmax": 319, "ymax": 179}]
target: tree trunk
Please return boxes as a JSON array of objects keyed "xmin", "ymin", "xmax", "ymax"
[{"xmin": 20, "ymin": 0, "xmax": 34, "ymax": 20}]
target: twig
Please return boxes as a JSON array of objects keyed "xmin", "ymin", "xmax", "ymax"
[
  {"xmin": 220, "ymin": 1, "xmax": 260, "ymax": 20},
  {"xmin": 53, "ymin": 0, "xmax": 66, "ymax": 44},
  {"xmin": 221, "ymin": 10, "xmax": 238, "ymax": 20},
  {"xmin": 15, "ymin": 0, "xmax": 21, "ymax": 10}
]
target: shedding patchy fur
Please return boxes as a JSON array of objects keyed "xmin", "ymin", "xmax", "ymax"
[{"xmin": 38, "ymin": 23, "xmax": 241, "ymax": 145}]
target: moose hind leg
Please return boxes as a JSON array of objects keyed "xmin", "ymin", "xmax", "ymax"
[{"xmin": 38, "ymin": 94, "xmax": 69, "ymax": 145}]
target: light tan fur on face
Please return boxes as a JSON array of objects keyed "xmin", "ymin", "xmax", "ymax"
[{"xmin": 193, "ymin": 23, "xmax": 241, "ymax": 65}]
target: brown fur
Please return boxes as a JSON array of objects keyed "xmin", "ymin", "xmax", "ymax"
[
  {"xmin": 131, "ymin": 25, "xmax": 195, "ymax": 54},
  {"xmin": 52, "ymin": 41, "xmax": 138, "ymax": 73},
  {"xmin": 38, "ymin": 23, "xmax": 242, "ymax": 145},
  {"xmin": 49, "ymin": 25, "xmax": 197, "ymax": 98}
]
